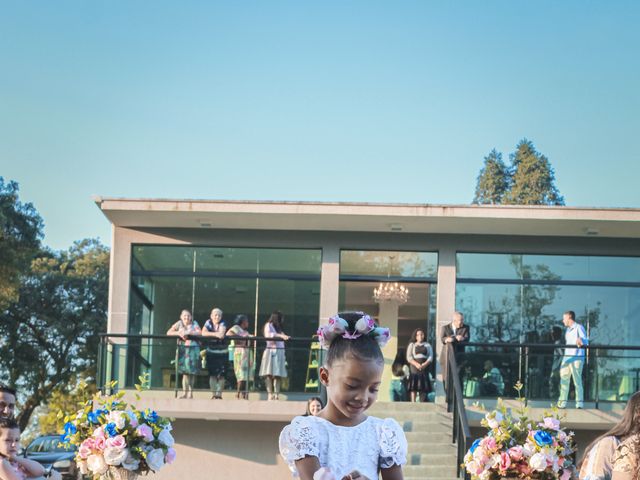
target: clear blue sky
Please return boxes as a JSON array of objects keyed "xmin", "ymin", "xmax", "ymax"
[{"xmin": 1, "ymin": 1, "xmax": 639, "ymax": 250}]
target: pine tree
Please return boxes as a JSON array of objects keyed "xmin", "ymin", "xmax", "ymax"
[
  {"xmin": 503, "ymin": 139, "xmax": 565, "ymax": 206},
  {"xmin": 472, "ymin": 149, "xmax": 509, "ymax": 204}
]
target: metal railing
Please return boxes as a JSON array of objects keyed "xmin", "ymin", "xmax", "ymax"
[
  {"xmin": 444, "ymin": 343, "xmax": 472, "ymax": 480},
  {"xmin": 97, "ymin": 333, "xmax": 323, "ymax": 398},
  {"xmin": 457, "ymin": 342, "xmax": 640, "ymax": 407}
]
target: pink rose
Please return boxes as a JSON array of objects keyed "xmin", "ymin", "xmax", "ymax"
[
  {"xmin": 165, "ymin": 447, "xmax": 176, "ymax": 464},
  {"xmin": 481, "ymin": 437, "xmax": 497, "ymax": 451},
  {"xmin": 92, "ymin": 427, "xmax": 106, "ymax": 439},
  {"xmin": 78, "ymin": 441, "xmax": 93, "ymax": 460},
  {"xmin": 106, "ymin": 435, "xmax": 127, "ymax": 450},
  {"xmin": 93, "ymin": 436, "xmax": 106, "ymax": 451},
  {"xmin": 136, "ymin": 424, "xmax": 154, "ymax": 442},
  {"xmin": 499, "ymin": 452, "xmax": 511, "ymax": 471},
  {"xmin": 508, "ymin": 446, "xmax": 524, "ymax": 461}
]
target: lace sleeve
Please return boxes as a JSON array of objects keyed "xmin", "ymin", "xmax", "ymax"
[
  {"xmin": 279, "ymin": 417, "xmax": 320, "ymax": 466},
  {"xmin": 378, "ymin": 418, "xmax": 408, "ymax": 469}
]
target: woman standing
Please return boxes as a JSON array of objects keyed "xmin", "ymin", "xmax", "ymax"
[
  {"xmin": 202, "ymin": 307, "xmax": 227, "ymax": 399},
  {"xmin": 406, "ymin": 328, "xmax": 433, "ymax": 403},
  {"xmin": 259, "ymin": 311, "xmax": 290, "ymax": 400},
  {"xmin": 166, "ymin": 309, "xmax": 202, "ymax": 399},
  {"xmin": 226, "ymin": 314, "xmax": 255, "ymax": 399}
]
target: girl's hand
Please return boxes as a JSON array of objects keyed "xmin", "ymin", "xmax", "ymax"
[{"xmin": 341, "ymin": 470, "xmax": 370, "ymax": 480}]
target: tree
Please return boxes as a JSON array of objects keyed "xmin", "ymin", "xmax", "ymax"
[
  {"xmin": 0, "ymin": 238, "xmax": 109, "ymax": 430},
  {"xmin": 472, "ymin": 140, "xmax": 565, "ymax": 205},
  {"xmin": 472, "ymin": 149, "xmax": 509, "ymax": 204},
  {"xmin": 503, "ymin": 139, "xmax": 565, "ymax": 206},
  {"xmin": 0, "ymin": 177, "xmax": 43, "ymax": 310}
]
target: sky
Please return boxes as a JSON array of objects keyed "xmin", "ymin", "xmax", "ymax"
[{"xmin": 1, "ymin": 1, "xmax": 639, "ymax": 250}]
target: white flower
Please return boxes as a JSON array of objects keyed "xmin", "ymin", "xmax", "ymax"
[
  {"xmin": 163, "ymin": 423, "xmax": 172, "ymax": 432},
  {"xmin": 146, "ymin": 448, "xmax": 165, "ymax": 472},
  {"xmin": 122, "ymin": 452, "xmax": 140, "ymax": 471},
  {"xmin": 529, "ymin": 452, "xmax": 548, "ymax": 471},
  {"xmin": 107, "ymin": 411, "xmax": 127, "ymax": 430},
  {"xmin": 158, "ymin": 429, "xmax": 175, "ymax": 447},
  {"xmin": 78, "ymin": 461, "xmax": 89, "ymax": 475},
  {"xmin": 485, "ymin": 412, "xmax": 503, "ymax": 429},
  {"xmin": 86, "ymin": 454, "xmax": 109, "ymax": 475},
  {"xmin": 103, "ymin": 446, "xmax": 129, "ymax": 466}
]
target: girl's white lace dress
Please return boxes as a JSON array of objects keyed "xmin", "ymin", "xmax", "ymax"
[{"xmin": 279, "ymin": 415, "xmax": 408, "ymax": 479}]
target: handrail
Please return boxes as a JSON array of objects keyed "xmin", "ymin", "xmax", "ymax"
[
  {"xmin": 98, "ymin": 333, "xmax": 318, "ymax": 343},
  {"xmin": 461, "ymin": 341, "xmax": 640, "ymax": 351},
  {"xmin": 445, "ymin": 343, "xmax": 472, "ymax": 480}
]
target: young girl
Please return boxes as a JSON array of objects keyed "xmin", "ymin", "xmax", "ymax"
[
  {"xmin": 0, "ymin": 418, "xmax": 45, "ymax": 480},
  {"xmin": 406, "ymin": 328, "xmax": 433, "ymax": 403},
  {"xmin": 279, "ymin": 312, "xmax": 407, "ymax": 480}
]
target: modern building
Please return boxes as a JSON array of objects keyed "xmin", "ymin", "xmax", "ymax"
[{"xmin": 96, "ymin": 198, "xmax": 640, "ymax": 479}]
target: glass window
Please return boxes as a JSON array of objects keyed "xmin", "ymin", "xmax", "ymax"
[
  {"xmin": 340, "ymin": 250, "xmax": 437, "ymax": 279},
  {"xmin": 126, "ymin": 246, "xmax": 322, "ymax": 391}
]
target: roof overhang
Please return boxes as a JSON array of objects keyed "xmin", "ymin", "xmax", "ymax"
[{"xmin": 94, "ymin": 197, "xmax": 640, "ymax": 238}]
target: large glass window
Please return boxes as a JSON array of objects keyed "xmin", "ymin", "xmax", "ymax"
[
  {"xmin": 339, "ymin": 250, "xmax": 438, "ymax": 364},
  {"xmin": 456, "ymin": 253, "xmax": 640, "ymax": 401},
  {"xmin": 127, "ymin": 246, "xmax": 322, "ymax": 392}
]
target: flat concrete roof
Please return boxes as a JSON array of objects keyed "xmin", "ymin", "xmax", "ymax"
[{"xmin": 95, "ymin": 197, "xmax": 640, "ymax": 238}]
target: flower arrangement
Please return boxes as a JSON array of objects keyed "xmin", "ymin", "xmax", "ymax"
[
  {"xmin": 58, "ymin": 378, "xmax": 175, "ymax": 479},
  {"xmin": 463, "ymin": 383, "xmax": 575, "ymax": 480}
]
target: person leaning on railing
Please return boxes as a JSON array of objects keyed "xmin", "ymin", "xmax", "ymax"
[
  {"xmin": 439, "ymin": 311, "xmax": 470, "ymax": 386},
  {"xmin": 226, "ymin": 314, "xmax": 255, "ymax": 400},
  {"xmin": 259, "ymin": 311, "xmax": 290, "ymax": 401},
  {"xmin": 166, "ymin": 309, "xmax": 202, "ymax": 399}
]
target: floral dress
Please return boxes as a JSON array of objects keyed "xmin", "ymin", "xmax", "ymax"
[
  {"xmin": 169, "ymin": 320, "xmax": 201, "ymax": 374},
  {"xmin": 228, "ymin": 324, "xmax": 255, "ymax": 382},
  {"xmin": 279, "ymin": 415, "xmax": 407, "ymax": 479},
  {"xmin": 612, "ymin": 434, "xmax": 639, "ymax": 478}
]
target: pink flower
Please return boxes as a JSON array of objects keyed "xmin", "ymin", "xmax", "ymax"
[
  {"xmin": 313, "ymin": 467, "xmax": 336, "ymax": 480},
  {"xmin": 499, "ymin": 452, "xmax": 511, "ymax": 471},
  {"xmin": 165, "ymin": 447, "xmax": 176, "ymax": 464},
  {"xmin": 560, "ymin": 468, "xmax": 572, "ymax": 480},
  {"xmin": 136, "ymin": 424, "xmax": 154, "ymax": 442},
  {"xmin": 106, "ymin": 435, "xmax": 127, "ymax": 450},
  {"xmin": 78, "ymin": 441, "xmax": 93, "ymax": 460},
  {"xmin": 508, "ymin": 446, "xmax": 524, "ymax": 461},
  {"xmin": 92, "ymin": 427, "xmax": 106, "ymax": 439},
  {"xmin": 93, "ymin": 436, "xmax": 106, "ymax": 451},
  {"xmin": 481, "ymin": 437, "xmax": 497, "ymax": 451},
  {"xmin": 541, "ymin": 417, "xmax": 561, "ymax": 431}
]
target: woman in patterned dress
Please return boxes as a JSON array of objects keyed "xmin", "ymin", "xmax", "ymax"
[
  {"xmin": 167, "ymin": 309, "xmax": 202, "ymax": 399},
  {"xmin": 226, "ymin": 314, "xmax": 255, "ymax": 399}
]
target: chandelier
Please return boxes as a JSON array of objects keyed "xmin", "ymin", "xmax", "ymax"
[
  {"xmin": 373, "ymin": 256, "xmax": 409, "ymax": 304},
  {"xmin": 373, "ymin": 281, "xmax": 409, "ymax": 304}
]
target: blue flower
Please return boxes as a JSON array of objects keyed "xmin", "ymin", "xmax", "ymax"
[
  {"xmin": 142, "ymin": 409, "xmax": 158, "ymax": 424},
  {"xmin": 105, "ymin": 422, "xmax": 118, "ymax": 437},
  {"xmin": 534, "ymin": 430, "xmax": 553, "ymax": 446},
  {"xmin": 87, "ymin": 411, "xmax": 100, "ymax": 424},
  {"xmin": 61, "ymin": 422, "xmax": 76, "ymax": 443},
  {"xmin": 470, "ymin": 438, "xmax": 482, "ymax": 454}
]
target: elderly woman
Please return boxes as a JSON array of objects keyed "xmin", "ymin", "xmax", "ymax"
[
  {"xmin": 166, "ymin": 309, "xmax": 202, "ymax": 399},
  {"xmin": 202, "ymin": 307, "xmax": 227, "ymax": 399}
]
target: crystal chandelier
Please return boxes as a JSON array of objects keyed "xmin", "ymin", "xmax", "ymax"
[
  {"xmin": 373, "ymin": 256, "xmax": 409, "ymax": 304},
  {"xmin": 373, "ymin": 281, "xmax": 409, "ymax": 304}
]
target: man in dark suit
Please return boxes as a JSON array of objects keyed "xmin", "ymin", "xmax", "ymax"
[{"xmin": 440, "ymin": 311, "xmax": 470, "ymax": 386}]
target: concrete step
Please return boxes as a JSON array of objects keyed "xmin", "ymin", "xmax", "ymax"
[
  {"xmin": 405, "ymin": 431, "xmax": 452, "ymax": 444},
  {"xmin": 401, "ymin": 419, "xmax": 451, "ymax": 433},
  {"xmin": 407, "ymin": 453, "xmax": 459, "ymax": 466},
  {"xmin": 403, "ymin": 464, "xmax": 459, "ymax": 476},
  {"xmin": 408, "ymin": 442, "xmax": 456, "ymax": 455}
]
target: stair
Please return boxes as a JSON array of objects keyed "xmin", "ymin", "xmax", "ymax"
[{"xmin": 368, "ymin": 402, "xmax": 460, "ymax": 480}]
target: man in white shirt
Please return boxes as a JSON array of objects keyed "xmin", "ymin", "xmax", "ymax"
[{"xmin": 557, "ymin": 310, "xmax": 589, "ymax": 409}]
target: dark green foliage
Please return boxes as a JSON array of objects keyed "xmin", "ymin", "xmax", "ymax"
[
  {"xmin": 0, "ymin": 177, "xmax": 43, "ymax": 310},
  {"xmin": 472, "ymin": 139, "xmax": 565, "ymax": 206},
  {"xmin": 472, "ymin": 149, "xmax": 509, "ymax": 204}
]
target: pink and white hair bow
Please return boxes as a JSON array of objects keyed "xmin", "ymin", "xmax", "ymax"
[{"xmin": 316, "ymin": 312, "xmax": 391, "ymax": 349}]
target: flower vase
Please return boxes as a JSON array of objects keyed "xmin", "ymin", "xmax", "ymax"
[{"xmin": 102, "ymin": 467, "xmax": 139, "ymax": 480}]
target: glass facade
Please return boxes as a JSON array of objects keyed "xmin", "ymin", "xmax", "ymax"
[
  {"xmin": 127, "ymin": 245, "xmax": 322, "ymax": 391},
  {"xmin": 456, "ymin": 253, "xmax": 640, "ymax": 401},
  {"xmin": 339, "ymin": 250, "xmax": 438, "ymax": 369}
]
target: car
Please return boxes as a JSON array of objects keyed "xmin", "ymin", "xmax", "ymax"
[{"xmin": 24, "ymin": 435, "xmax": 81, "ymax": 480}]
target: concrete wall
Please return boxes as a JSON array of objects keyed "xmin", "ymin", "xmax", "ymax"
[{"xmin": 155, "ymin": 419, "xmax": 291, "ymax": 480}]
